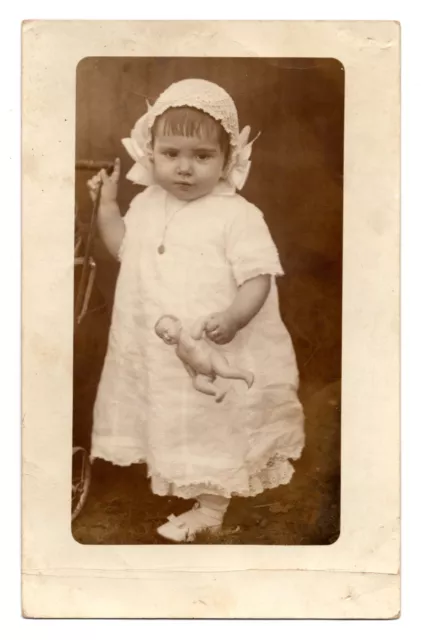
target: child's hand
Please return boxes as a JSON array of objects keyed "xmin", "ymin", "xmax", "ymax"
[
  {"xmin": 205, "ymin": 311, "xmax": 239, "ymax": 345},
  {"xmin": 86, "ymin": 158, "xmax": 120, "ymax": 205}
]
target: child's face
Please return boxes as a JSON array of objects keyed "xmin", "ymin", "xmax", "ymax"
[{"xmin": 151, "ymin": 126, "xmax": 226, "ymax": 201}]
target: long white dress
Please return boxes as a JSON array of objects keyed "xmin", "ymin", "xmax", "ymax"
[{"xmin": 91, "ymin": 181, "xmax": 305, "ymax": 499}]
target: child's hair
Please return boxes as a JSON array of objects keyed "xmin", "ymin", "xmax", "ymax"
[{"xmin": 151, "ymin": 107, "xmax": 231, "ymax": 164}]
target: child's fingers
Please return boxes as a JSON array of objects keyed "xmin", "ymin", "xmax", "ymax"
[
  {"xmin": 207, "ymin": 327, "xmax": 222, "ymax": 343},
  {"xmin": 86, "ymin": 173, "xmax": 104, "ymax": 201},
  {"xmin": 205, "ymin": 314, "xmax": 219, "ymax": 332},
  {"xmin": 110, "ymin": 158, "xmax": 120, "ymax": 182},
  {"xmin": 87, "ymin": 173, "xmax": 102, "ymax": 191},
  {"xmin": 91, "ymin": 172, "xmax": 102, "ymax": 185},
  {"xmin": 87, "ymin": 175, "xmax": 100, "ymax": 187},
  {"xmin": 206, "ymin": 325, "xmax": 219, "ymax": 338},
  {"xmin": 86, "ymin": 180, "xmax": 97, "ymax": 194}
]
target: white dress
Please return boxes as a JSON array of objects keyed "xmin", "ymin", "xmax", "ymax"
[{"xmin": 91, "ymin": 182, "xmax": 305, "ymax": 499}]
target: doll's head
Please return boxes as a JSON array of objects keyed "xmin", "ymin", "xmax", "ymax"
[
  {"xmin": 149, "ymin": 107, "xmax": 229, "ymax": 201},
  {"xmin": 155, "ymin": 314, "xmax": 182, "ymax": 345}
]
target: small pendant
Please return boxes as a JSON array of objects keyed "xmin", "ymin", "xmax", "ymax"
[{"xmin": 158, "ymin": 244, "xmax": 165, "ymax": 254}]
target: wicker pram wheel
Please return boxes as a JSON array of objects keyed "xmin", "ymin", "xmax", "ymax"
[{"xmin": 71, "ymin": 446, "xmax": 92, "ymax": 521}]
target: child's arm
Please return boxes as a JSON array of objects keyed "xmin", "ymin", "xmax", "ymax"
[
  {"xmin": 228, "ymin": 274, "xmax": 271, "ymax": 329},
  {"xmin": 205, "ymin": 274, "xmax": 271, "ymax": 345},
  {"xmin": 87, "ymin": 158, "xmax": 125, "ymax": 259}
]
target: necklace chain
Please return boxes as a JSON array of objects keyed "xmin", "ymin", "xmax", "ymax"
[{"xmin": 158, "ymin": 193, "xmax": 189, "ymax": 254}]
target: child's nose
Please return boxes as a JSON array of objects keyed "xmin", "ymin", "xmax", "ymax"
[{"xmin": 177, "ymin": 157, "xmax": 192, "ymax": 174}]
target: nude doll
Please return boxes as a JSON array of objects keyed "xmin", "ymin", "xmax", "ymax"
[{"xmin": 154, "ymin": 314, "xmax": 254, "ymax": 402}]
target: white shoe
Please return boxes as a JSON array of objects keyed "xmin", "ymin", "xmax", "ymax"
[{"xmin": 157, "ymin": 503, "xmax": 223, "ymax": 542}]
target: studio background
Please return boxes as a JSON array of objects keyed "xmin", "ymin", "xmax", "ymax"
[{"xmin": 73, "ymin": 57, "xmax": 343, "ymax": 545}]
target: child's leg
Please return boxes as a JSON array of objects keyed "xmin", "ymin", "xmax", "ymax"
[
  {"xmin": 193, "ymin": 374, "xmax": 227, "ymax": 403},
  {"xmin": 197, "ymin": 494, "xmax": 230, "ymax": 520},
  {"xmin": 210, "ymin": 353, "xmax": 254, "ymax": 388}
]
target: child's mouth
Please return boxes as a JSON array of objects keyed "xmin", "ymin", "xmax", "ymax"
[{"xmin": 175, "ymin": 182, "xmax": 193, "ymax": 189}]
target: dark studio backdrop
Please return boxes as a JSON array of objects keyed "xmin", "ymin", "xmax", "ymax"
[{"xmin": 73, "ymin": 57, "xmax": 344, "ymax": 545}]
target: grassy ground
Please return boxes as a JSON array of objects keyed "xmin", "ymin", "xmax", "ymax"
[{"xmin": 72, "ymin": 276, "xmax": 341, "ymax": 545}]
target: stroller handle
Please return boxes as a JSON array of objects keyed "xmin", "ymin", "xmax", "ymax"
[{"xmin": 76, "ymin": 160, "xmax": 115, "ymax": 172}]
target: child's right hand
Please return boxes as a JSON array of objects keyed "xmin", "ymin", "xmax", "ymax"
[{"xmin": 86, "ymin": 158, "xmax": 120, "ymax": 205}]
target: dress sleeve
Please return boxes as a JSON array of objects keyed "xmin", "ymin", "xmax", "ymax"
[
  {"xmin": 117, "ymin": 191, "xmax": 145, "ymax": 262},
  {"xmin": 226, "ymin": 202, "xmax": 284, "ymax": 286}
]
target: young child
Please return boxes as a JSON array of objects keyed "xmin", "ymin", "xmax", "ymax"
[{"xmin": 88, "ymin": 79, "xmax": 305, "ymax": 542}]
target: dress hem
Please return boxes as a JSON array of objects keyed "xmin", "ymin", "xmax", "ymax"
[{"xmin": 90, "ymin": 441, "xmax": 304, "ymax": 499}]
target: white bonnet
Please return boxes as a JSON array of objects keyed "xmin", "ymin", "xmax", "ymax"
[{"xmin": 122, "ymin": 78, "xmax": 259, "ymax": 191}]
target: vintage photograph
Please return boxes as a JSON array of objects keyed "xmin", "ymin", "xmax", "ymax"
[
  {"xmin": 21, "ymin": 20, "xmax": 400, "ymax": 617},
  {"xmin": 72, "ymin": 56, "xmax": 344, "ymax": 545}
]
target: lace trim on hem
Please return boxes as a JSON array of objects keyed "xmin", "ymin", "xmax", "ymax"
[
  {"xmin": 90, "ymin": 442, "xmax": 304, "ymax": 499},
  {"xmin": 149, "ymin": 451, "xmax": 300, "ymax": 499}
]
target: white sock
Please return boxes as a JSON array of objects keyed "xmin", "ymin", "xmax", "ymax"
[{"xmin": 197, "ymin": 494, "xmax": 230, "ymax": 521}]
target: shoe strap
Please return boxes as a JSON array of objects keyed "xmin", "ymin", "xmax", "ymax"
[{"xmin": 166, "ymin": 507, "xmax": 221, "ymax": 531}]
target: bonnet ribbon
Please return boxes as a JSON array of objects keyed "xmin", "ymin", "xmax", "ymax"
[
  {"xmin": 121, "ymin": 101, "xmax": 154, "ymax": 186},
  {"xmin": 227, "ymin": 126, "xmax": 261, "ymax": 191}
]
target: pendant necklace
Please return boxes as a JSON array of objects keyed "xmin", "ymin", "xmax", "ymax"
[{"xmin": 157, "ymin": 193, "xmax": 189, "ymax": 255}]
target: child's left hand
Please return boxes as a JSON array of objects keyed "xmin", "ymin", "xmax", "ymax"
[{"xmin": 205, "ymin": 311, "xmax": 239, "ymax": 345}]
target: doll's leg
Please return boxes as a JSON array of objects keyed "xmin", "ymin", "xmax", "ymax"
[
  {"xmin": 193, "ymin": 375, "xmax": 227, "ymax": 403},
  {"xmin": 210, "ymin": 353, "xmax": 254, "ymax": 388}
]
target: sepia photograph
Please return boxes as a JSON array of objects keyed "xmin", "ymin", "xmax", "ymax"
[
  {"xmin": 72, "ymin": 57, "xmax": 344, "ymax": 545},
  {"xmin": 21, "ymin": 20, "xmax": 400, "ymax": 618}
]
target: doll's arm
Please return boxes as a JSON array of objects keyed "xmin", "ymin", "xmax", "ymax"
[{"xmin": 190, "ymin": 316, "xmax": 208, "ymax": 340}]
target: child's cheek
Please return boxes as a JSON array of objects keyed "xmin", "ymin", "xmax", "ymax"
[{"xmin": 155, "ymin": 158, "xmax": 169, "ymax": 179}]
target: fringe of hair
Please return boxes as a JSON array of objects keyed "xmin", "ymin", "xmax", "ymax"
[{"xmin": 151, "ymin": 107, "xmax": 230, "ymax": 161}]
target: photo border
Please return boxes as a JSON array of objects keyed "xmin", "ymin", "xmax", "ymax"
[{"xmin": 22, "ymin": 20, "xmax": 400, "ymax": 618}]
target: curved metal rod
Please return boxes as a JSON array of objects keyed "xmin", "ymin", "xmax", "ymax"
[
  {"xmin": 76, "ymin": 160, "xmax": 115, "ymax": 172},
  {"xmin": 74, "ymin": 160, "xmax": 114, "ymax": 322}
]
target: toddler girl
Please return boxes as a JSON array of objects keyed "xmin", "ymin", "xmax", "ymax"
[{"xmin": 88, "ymin": 79, "xmax": 305, "ymax": 542}]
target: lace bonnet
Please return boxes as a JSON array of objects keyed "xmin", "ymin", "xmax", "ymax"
[{"xmin": 122, "ymin": 78, "xmax": 259, "ymax": 191}]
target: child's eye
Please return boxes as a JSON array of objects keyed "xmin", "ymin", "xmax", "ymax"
[
  {"xmin": 163, "ymin": 150, "xmax": 178, "ymax": 158},
  {"xmin": 196, "ymin": 153, "xmax": 211, "ymax": 161}
]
